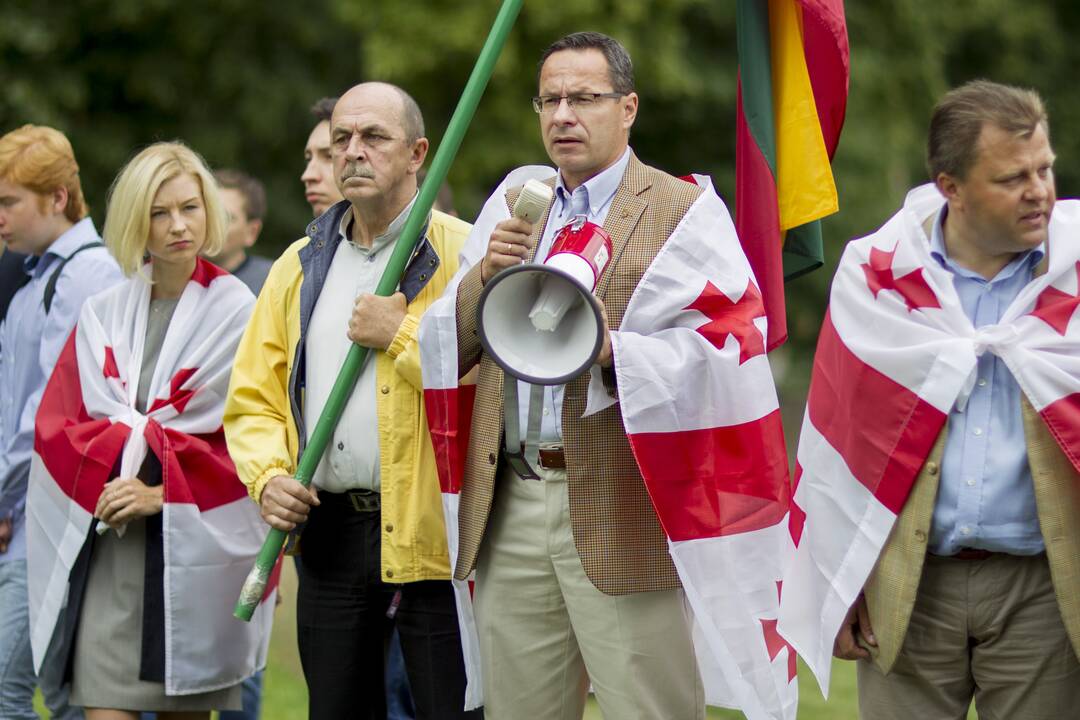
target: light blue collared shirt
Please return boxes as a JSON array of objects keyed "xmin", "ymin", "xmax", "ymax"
[
  {"xmin": 928, "ymin": 208, "xmax": 1045, "ymax": 556},
  {"xmin": 515, "ymin": 147, "xmax": 631, "ymax": 444},
  {"xmin": 0, "ymin": 219, "xmax": 123, "ymax": 563}
]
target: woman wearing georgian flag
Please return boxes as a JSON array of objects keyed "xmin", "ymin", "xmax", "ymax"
[{"xmin": 26, "ymin": 142, "xmax": 274, "ymax": 718}]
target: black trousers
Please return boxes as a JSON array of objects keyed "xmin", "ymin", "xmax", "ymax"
[{"xmin": 297, "ymin": 491, "xmax": 481, "ymax": 720}]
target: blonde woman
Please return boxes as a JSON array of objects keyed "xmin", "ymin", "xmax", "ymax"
[{"xmin": 26, "ymin": 142, "xmax": 275, "ymax": 720}]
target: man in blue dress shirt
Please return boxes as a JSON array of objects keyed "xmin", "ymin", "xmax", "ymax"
[
  {"xmin": 833, "ymin": 81, "xmax": 1080, "ymax": 718},
  {"xmin": 0, "ymin": 125, "xmax": 123, "ymax": 719}
]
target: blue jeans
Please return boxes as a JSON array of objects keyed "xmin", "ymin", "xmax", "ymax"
[
  {"xmin": 0, "ymin": 559, "xmax": 82, "ymax": 720},
  {"xmin": 219, "ymin": 671, "xmax": 264, "ymax": 720}
]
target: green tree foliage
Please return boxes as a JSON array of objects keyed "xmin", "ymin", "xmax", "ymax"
[
  {"xmin": 0, "ymin": 0, "xmax": 363, "ymax": 247},
  {"xmin": 3, "ymin": 0, "xmax": 1076, "ymax": 391}
]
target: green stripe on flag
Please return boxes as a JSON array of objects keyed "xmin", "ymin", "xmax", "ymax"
[
  {"xmin": 737, "ymin": 0, "xmax": 777, "ymax": 175},
  {"xmin": 783, "ymin": 220, "xmax": 825, "ymax": 280}
]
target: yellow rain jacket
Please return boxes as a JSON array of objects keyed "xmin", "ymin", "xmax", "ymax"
[{"xmin": 224, "ymin": 205, "xmax": 469, "ymax": 582}]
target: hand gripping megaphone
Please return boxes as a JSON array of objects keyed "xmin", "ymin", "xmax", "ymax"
[{"xmin": 477, "ymin": 180, "xmax": 612, "ymax": 385}]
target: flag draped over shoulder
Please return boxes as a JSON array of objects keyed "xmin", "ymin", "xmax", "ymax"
[
  {"xmin": 780, "ymin": 185, "xmax": 1080, "ymax": 694},
  {"xmin": 736, "ymin": 0, "xmax": 849, "ymax": 350},
  {"xmin": 617, "ymin": 175, "xmax": 795, "ymax": 720},
  {"xmin": 28, "ymin": 259, "xmax": 276, "ymax": 696},
  {"xmin": 419, "ymin": 165, "xmax": 557, "ymax": 711},
  {"xmin": 420, "ymin": 168, "xmax": 796, "ymax": 720}
]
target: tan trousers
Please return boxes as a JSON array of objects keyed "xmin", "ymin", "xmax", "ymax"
[
  {"xmin": 858, "ymin": 552, "xmax": 1080, "ymax": 720},
  {"xmin": 473, "ymin": 465, "xmax": 704, "ymax": 720}
]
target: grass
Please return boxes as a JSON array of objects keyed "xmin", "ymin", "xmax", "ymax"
[
  {"xmin": 39, "ymin": 564, "xmax": 974, "ymax": 719},
  {"xmin": 263, "ymin": 565, "xmax": 866, "ymax": 719}
]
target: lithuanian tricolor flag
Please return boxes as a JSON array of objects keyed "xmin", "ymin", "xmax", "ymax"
[{"xmin": 736, "ymin": 0, "xmax": 848, "ymax": 350}]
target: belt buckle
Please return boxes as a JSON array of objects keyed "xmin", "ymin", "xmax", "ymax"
[
  {"xmin": 347, "ymin": 490, "xmax": 378, "ymax": 513},
  {"xmin": 537, "ymin": 444, "xmax": 564, "ymax": 470}
]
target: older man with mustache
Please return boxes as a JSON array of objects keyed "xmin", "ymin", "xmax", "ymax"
[{"xmin": 224, "ymin": 82, "xmax": 477, "ymax": 720}]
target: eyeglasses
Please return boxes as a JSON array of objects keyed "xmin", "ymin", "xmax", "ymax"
[{"xmin": 531, "ymin": 93, "xmax": 625, "ymax": 114}]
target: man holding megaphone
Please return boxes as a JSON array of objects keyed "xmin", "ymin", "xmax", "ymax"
[{"xmin": 437, "ymin": 31, "xmax": 793, "ymax": 720}]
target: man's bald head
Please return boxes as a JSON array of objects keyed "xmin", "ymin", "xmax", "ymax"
[
  {"xmin": 334, "ymin": 82, "xmax": 425, "ymax": 143},
  {"xmin": 329, "ymin": 81, "xmax": 430, "ymax": 226}
]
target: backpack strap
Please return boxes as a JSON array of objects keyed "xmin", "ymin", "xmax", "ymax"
[{"xmin": 44, "ymin": 241, "xmax": 104, "ymax": 314}]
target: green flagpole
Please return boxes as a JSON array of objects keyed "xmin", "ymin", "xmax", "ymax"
[{"xmin": 234, "ymin": 0, "xmax": 525, "ymax": 621}]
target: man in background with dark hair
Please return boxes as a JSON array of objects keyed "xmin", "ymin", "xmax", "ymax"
[
  {"xmin": 210, "ymin": 168, "xmax": 274, "ymax": 293},
  {"xmin": 302, "ymin": 97, "xmax": 345, "ymax": 217}
]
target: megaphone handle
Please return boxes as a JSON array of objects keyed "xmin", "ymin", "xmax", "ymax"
[{"xmin": 501, "ymin": 374, "xmax": 543, "ymax": 480}]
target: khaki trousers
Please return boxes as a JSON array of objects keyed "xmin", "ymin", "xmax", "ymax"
[
  {"xmin": 474, "ymin": 465, "xmax": 704, "ymax": 720},
  {"xmin": 858, "ymin": 552, "xmax": 1080, "ymax": 720}
]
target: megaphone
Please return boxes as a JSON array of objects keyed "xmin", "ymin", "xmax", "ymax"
[{"xmin": 478, "ymin": 181, "xmax": 612, "ymax": 385}]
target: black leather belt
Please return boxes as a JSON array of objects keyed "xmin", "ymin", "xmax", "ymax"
[{"xmin": 320, "ymin": 489, "xmax": 380, "ymax": 513}]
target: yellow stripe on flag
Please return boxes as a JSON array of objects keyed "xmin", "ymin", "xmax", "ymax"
[{"xmin": 769, "ymin": 0, "xmax": 838, "ymax": 232}]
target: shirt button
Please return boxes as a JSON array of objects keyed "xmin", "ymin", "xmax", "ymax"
[
  {"xmin": 488, "ymin": 452, "xmax": 497, "ymax": 465},
  {"xmin": 966, "ymin": 478, "xmax": 976, "ymax": 487},
  {"xmin": 977, "ymin": 378, "xmax": 987, "ymax": 387},
  {"xmin": 914, "ymin": 530, "xmax": 927, "ymax": 542},
  {"xmin": 381, "ymin": 385, "xmax": 390, "ymax": 395},
  {"xmin": 337, "ymin": 442, "xmax": 345, "ymax": 450},
  {"xmin": 385, "ymin": 524, "xmax": 394, "ymax": 532},
  {"xmin": 386, "ymin": 569, "xmax": 394, "ymax": 578},
  {"xmin": 542, "ymin": 408, "xmax": 550, "ymax": 416},
  {"xmin": 961, "ymin": 526, "xmax": 971, "ymax": 536},
  {"xmin": 972, "ymin": 427, "xmax": 983, "ymax": 436},
  {"xmin": 925, "ymin": 462, "xmax": 939, "ymax": 476}
]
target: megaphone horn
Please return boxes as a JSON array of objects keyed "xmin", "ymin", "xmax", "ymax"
[{"xmin": 478, "ymin": 183, "xmax": 613, "ymax": 385}]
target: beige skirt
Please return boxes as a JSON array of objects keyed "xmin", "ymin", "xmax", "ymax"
[{"xmin": 69, "ymin": 517, "xmax": 242, "ymax": 712}]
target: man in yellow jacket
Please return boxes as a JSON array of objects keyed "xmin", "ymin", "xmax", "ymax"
[{"xmin": 223, "ymin": 82, "xmax": 476, "ymax": 720}]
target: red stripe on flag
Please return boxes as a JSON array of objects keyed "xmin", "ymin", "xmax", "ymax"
[
  {"xmin": 1039, "ymin": 392, "xmax": 1080, "ymax": 474},
  {"xmin": 146, "ymin": 423, "xmax": 249, "ymax": 511},
  {"xmin": 798, "ymin": 0, "xmax": 849, "ymax": 158},
  {"xmin": 189, "ymin": 257, "xmax": 230, "ymax": 288},
  {"xmin": 629, "ymin": 409, "xmax": 789, "ymax": 542},
  {"xmin": 736, "ymin": 77, "xmax": 786, "ymax": 351},
  {"xmin": 808, "ymin": 312, "xmax": 946, "ymax": 514},
  {"xmin": 424, "ymin": 385, "xmax": 477, "ymax": 494},
  {"xmin": 35, "ymin": 332, "xmax": 127, "ymax": 514}
]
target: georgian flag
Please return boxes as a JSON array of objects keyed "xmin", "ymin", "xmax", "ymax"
[
  {"xmin": 419, "ymin": 165, "xmax": 555, "ymax": 711},
  {"xmin": 419, "ymin": 168, "xmax": 797, "ymax": 720},
  {"xmin": 779, "ymin": 184, "xmax": 1080, "ymax": 693},
  {"xmin": 28, "ymin": 259, "xmax": 277, "ymax": 696}
]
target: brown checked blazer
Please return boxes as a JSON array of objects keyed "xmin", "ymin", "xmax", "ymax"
[
  {"xmin": 863, "ymin": 236, "xmax": 1080, "ymax": 673},
  {"xmin": 452, "ymin": 153, "xmax": 703, "ymax": 595}
]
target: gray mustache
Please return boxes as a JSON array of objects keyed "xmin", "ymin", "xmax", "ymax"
[{"xmin": 341, "ymin": 165, "xmax": 375, "ymax": 181}]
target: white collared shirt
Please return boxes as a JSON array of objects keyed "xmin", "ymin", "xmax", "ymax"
[{"xmin": 304, "ymin": 197, "xmax": 417, "ymax": 492}]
